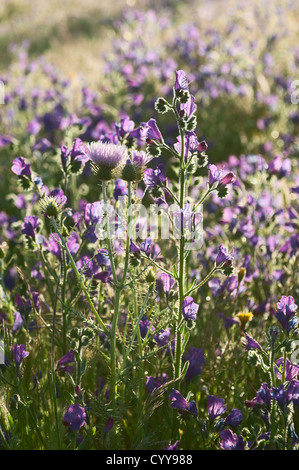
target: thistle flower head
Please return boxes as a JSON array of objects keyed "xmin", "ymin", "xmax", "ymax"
[
  {"xmin": 84, "ymin": 141, "xmax": 128, "ymax": 180},
  {"xmin": 121, "ymin": 150, "xmax": 151, "ymax": 182},
  {"xmin": 40, "ymin": 196, "xmax": 64, "ymax": 217}
]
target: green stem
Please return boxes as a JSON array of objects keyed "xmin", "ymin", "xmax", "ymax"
[
  {"xmin": 185, "ymin": 266, "xmax": 218, "ymax": 296},
  {"xmin": 174, "ymin": 121, "xmax": 187, "ymax": 385},
  {"xmin": 51, "ymin": 219, "xmax": 108, "ymax": 334}
]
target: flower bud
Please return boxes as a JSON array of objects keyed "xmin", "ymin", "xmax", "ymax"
[
  {"xmin": 145, "ymin": 269, "xmax": 156, "ymax": 283},
  {"xmin": 238, "ymin": 267, "xmax": 246, "ymax": 284}
]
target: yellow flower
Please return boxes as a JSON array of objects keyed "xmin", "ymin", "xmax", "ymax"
[{"xmin": 236, "ymin": 312, "xmax": 254, "ymax": 329}]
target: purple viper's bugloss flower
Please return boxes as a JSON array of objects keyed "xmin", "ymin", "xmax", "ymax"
[
  {"xmin": 12, "ymin": 312, "xmax": 23, "ymax": 333},
  {"xmin": 287, "ymin": 380, "xmax": 299, "ymax": 406},
  {"xmin": 246, "ymin": 383, "xmax": 272, "ymax": 409},
  {"xmin": 275, "ymin": 296, "xmax": 297, "ymax": 330},
  {"xmin": 145, "ymin": 119, "xmax": 162, "ymax": 141},
  {"xmin": 139, "ymin": 316, "xmax": 155, "ymax": 339},
  {"xmin": 143, "ymin": 164, "xmax": 166, "ymax": 189},
  {"xmin": 145, "ymin": 373, "xmax": 168, "ymax": 394},
  {"xmin": 220, "ymin": 429, "xmax": 245, "ymax": 450},
  {"xmin": 156, "ymin": 272, "xmax": 175, "ymax": 295},
  {"xmin": 168, "ymin": 441, "xmax": 180, "ymax": 450},
  {"xmin": 174, "ymin": 70, "xmax": 189, "ymax": 90},
  {"xmin": 243, "ymin": 333, "xmax": 261, "ymax": 351},
  {"xmin": 207, "ymin": 395, "xmax": 227, "ymax": 422},
  {"xmin": 57, "ymin": 350, "xmax": 76, "ymax": 366},
  {"xmin": 113, "ymin": 178, "xmax": 128, "ymax": 200},
  {"xmin": 169, "ymin": 389, "xmax": 197, "ymax": 415},
  {"xmin": 21, "ymin": 216, "xmax": 40, "ymax": 239},
  {"xmin": 184, "ymin": 347, "xmax": 205, "ymax": 383},
  {"xmin": 63, "ymin": 403, "xmax": 86, "ymax": 431},
  {"xmin": 12, "ymin": 344, "xmax": 29, "ymax": 366},
  {"xmin": 271, "ymin": 385, "xmax": 288, "ymax": 409},
  {"xmin": 224, "ymin": 409, "xmax": 243, "ymax": 427},
  {"xmin": 215, "ymin": 244, "xmax": 234, "ymax": 266},
  {"xmin": 182, "ymin": 296, "xmax": 199, "ymax": 321},
  {"xmin": 275, "ymin": 358, "xmax": 299, "ymax": 382},
  {"xmin": 154, "ymin": 328, "xmax": 171, "ymax": 347},
  {"xmin": 12, "ymin": 157, "xmax": 31, "ymax": 178},
  {"xmin": 140, "ymin": 237, "xmax": 153, "ymax": 255}
]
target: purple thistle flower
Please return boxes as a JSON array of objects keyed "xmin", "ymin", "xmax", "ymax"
[
  {"xmin": 184, "ymin": 347, "xmax": 205, "ymax": 383},
  {"xmin": 220, "ymin": 429, "xmax": 245, "ymax": 450},
  {"xmin": 12, "ymin": 157, "xmax": 31, "ymax": 178},
  {"xmin": 169, "ymin": 389, "xmax": 198, "ymax": 415},
  {"xmin": 12, "ymin": 344, "xmax": 29, "ymax": 366},
  {"xmin": 207, "ymin": 395, "xmax": 227, "ymax": 422},
  {"xmin": 63, "ymin": 403, "xmax": 86, "ymax": 431},
  {"xmin": 182, "ymin": 296, "xmax": 199, "ymax": 321},
  {"xmin": 21, "ymin": 216, "xmax": 40, "ymax": 239},
  {"xmin": 84, "ymin": 141, "xmax": 127, "ymax": 169},
  {"xmin": 243, "ymin": 333, "xmax": 261, "ymax": 351},
  {"xmin": 224, "ymin": 409, "xmax": 243, "ymax": 427}
]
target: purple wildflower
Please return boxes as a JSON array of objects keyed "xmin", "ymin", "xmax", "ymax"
[
  {"xmin": 169, "ymin": 389, "xmax": 198, "ymax": 415},
  {"xmin": 182, "ymin": 296, "xmax": 199, "ymax": 321},
  {"xmin": 275, "ymin": 358, "xmax": 299, "ymax": 382},
  {"xmin": 215, "ymin": 244, "xmax": 234, "ymax": 266},
  {"xmin": 243, "ymin": 333, "xmax": 261, "ymax": 351},
  {"xmin": 224, "ymin": 409, "xmax": 243, "ymax": 427},
  {"xmin": 275, "ymin": 296, "xmax": 297, "ymax": 330},
  {"xmin": 84, "ymin": 141, "xmax": 127, "ymax": 169},
  {"xmin": 184, "ymin": 347, "xmax": 205, "ymax": 383},
  {"xmin": 12, "ymin": 312, "xmax": 23, "ymax": 333},
  {"xmin": 139, "ymin": 316, "xmax": 155, "ymax": 339},
  {"xmin": 174, "ymin": 70, "xmax": 189, "ymax": 90},
  {"xmin": 143, "ymin": 164, "xmax": 166, "ymax": 189},
  {"xmin": 21, "ymin": 216, "xmax": 40, "ymax": 239},
  {"xmin": 12, "ymin": 157, "xmax": 31, "ymax": 178},
  {"xmin": 220, "ymin": 429, "xmax": 245, "ymax": 450},
  {"xmin": 12, "ymin": 344, "xmax": 29, "ymax": 366},
  {"xmin": 207, "ymin": 395, "xmax": 227, "ymax": 422},
  {"xmin": 63, "ymin": 403, "xmax": 86, "ymax": 431}
]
